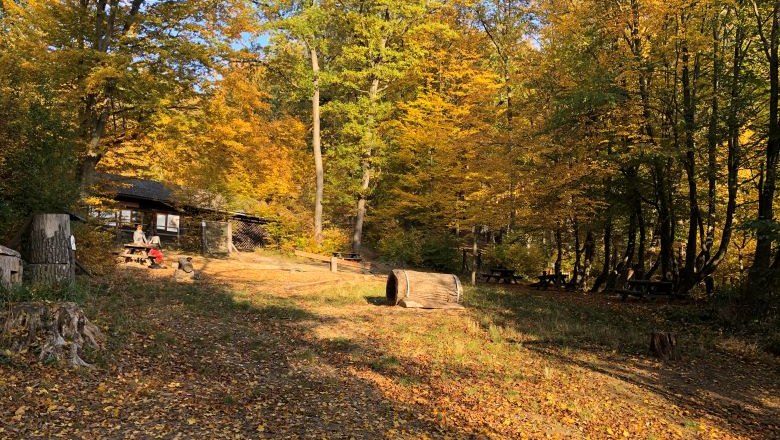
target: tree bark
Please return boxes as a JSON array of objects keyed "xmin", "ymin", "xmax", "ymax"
[
  {"xmin": 751, "ymin": 1, "xmax": 780, "ymax": 283},
  {"xmin": 590, "ymin": 218, "xmax": 612, "ymax": 292},
  {"xmin": 26, "ymin": 214, "xmax": 74, "ymax": 285},
  {"xmin": 610, "ymin": 211, "xmax": 637, "ymax": 290},
  {"xmin": 581, "ymin": 231, "xmax": 595, "ymax": 289},
  {"xmin": 680, "ymin": 33, "xmax": 702, "ymax": 292},
  {"xmin": 351, "ymin": 34, "xmax": 387, "ymax": 253},
  {"xmin": 554, "ymin": 224, "xmax": 563, "ymax": 278},
  {"xmin": 569, "ymin": 220, "xmax": 581, "ymax": 289},
  {"xmin": 310, "ymin": 45, "xmax": 324, "ymax": 246}
]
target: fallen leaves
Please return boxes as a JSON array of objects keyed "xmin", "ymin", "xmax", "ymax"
[{"xmin": 0, "ymin": 256, "xmax": 777, "ymax": 439}]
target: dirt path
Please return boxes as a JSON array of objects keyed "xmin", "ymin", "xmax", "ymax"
[{"xmin": 1, "ymin": 253, "xmax": 777, "ymax": 439}]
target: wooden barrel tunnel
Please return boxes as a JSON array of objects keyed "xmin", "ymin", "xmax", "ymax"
[{"xmin": 385, "ymin": 269, "xmax": 464, "ymax": 309}]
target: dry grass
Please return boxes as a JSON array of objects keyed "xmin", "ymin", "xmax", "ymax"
[{"xmin": 0, "ymin": 254, "xmax": 777, "ymax": 439}]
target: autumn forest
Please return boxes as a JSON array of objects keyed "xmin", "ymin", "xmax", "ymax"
[
  {"xmin": 2, "ymin": 0, "xmax": 780, "ymax": 438},
  {"xmin": 2, "ymin": 0, "xmax": 779, "ymax": 296}
]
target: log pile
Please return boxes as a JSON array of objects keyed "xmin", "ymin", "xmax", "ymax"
[
  {"xmin": 0, "ymin": 302, "xmax": 104, "ymax": 367},
  {"xmin": 386, "ymin": 269, "xmax": 464, "ymax": 309}
]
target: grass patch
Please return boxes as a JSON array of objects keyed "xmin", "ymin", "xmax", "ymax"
[
  {"xmin": 465, "ymin": 286, "xmax": 654, "ymax": 353},
  {"xmin": 302, "ymin": 283, "xmax": 385, "ymax": 307},
  {"xmin": 371, "ymin": 355, "xmax": 401, "ymax": 373}
]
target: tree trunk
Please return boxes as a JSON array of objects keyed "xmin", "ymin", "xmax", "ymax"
[
  {"xmin": 590, "ymin": 218, "xmax": 612, "ymax": 292},
  {"xmin": 581, "ymin": 231, "xmax": 595, "ymax": 289},
  {"xmin": 610, "ymin": 212, "xmax": 637, "ymax": 290},
  {"xmin": 554, "ymin": 224, "xmax": 563, "ymax": 278},
  {"xmin": 310, "ymin": 45, "xmax": 324, "ymax": 246},
  {"xmin": 680, "ymin": 34, "xmax": 702, "ymax": 292},
  {"xmin": 569, "ymin": 220, "xmax": 581, "ymax": 289},
  {"xmin": 751, "ymin": 1, "xmax": 780, "ymax": 283},
  {"xmin": 351, "ymin": 34, "xmax": 387, "ymax": 253},
  {"xmin": 706, "ymin": 11, "xmax": 721, "ymax": 252},
  {"xmin": 351, "ymin": 166, "xmax": 370, "ymax": 253},
  {"xmin": 636, "ymin": 198, "xmax": 646, "ymax": 273},
  {"xmin": 649, "ymin": 331, "xmax": 677, "ymax": 360},
  {"xmin": 26, "ymin": 214, "xmax": 74, "ymax": 285}
]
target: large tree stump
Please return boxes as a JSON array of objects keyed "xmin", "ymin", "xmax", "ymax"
[
  {"xmin": 27, "ymin": 214, "xmax": 74, "ymax": 284},
  {"xmin": 0, "ymin": 302, "xmax": 104, "ymax": 367},
  {"xmin": 649, "ymin": 331, "xmax": 677, "ymax": 360}
]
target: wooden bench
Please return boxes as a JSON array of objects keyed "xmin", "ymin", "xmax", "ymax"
[
  {"xmin": 295, "ymin": 250, "xmax": 372, "ymax": 272},
  {"xmin": 618, "ymin": 280, "xmax": 674, "ymax": 300},
  {"xmin": 532, "ymin": 273, "xmax": 568, "ymax": 290},
  {"xmin": 480, "ymin": 268, "xmax": 519, "ymax": 284},
  {"xmin": 332, "ymin": 252, "xmax": 362, "ymax": 262}
]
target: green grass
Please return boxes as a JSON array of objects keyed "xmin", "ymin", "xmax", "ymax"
[
  {"xmin": 465, "ymin": 286, "xmax": 655, "ymax": 353},
  {"xmin": 300, "ymin": 283, "xmax": 385, "ymax": 307}
]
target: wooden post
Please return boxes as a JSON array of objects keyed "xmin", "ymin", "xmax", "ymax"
[
  {"xmin": 26, "ymin": 214, "xmax": 74, "ymax": 284},
  {"xmin": 471, "ymin": 225, "xmax": 478, "ymax": 285},
  {"xmin": 201, "ymin": 220, "xmax": 208, "ymax": 255},
  {"xmin": 226, "ymin": 221, "xmax": 234, "ymax": 255},
  {"xmin": 330, "ymin": 256, "xmax": 338, "ymax": 273}
]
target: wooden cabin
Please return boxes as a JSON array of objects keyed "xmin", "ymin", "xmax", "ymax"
[{"xmin": 95, "ymin": 174, "xmax": 269, "ymax": 251}]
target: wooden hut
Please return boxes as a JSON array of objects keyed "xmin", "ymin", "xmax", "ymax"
[
  {"xmin": 386, "ymin": 269, "xmax": 464, "ymax": 309},
  {"xmin": 0, "ymin": 245, "xmax": 23, "ymax": 288}
]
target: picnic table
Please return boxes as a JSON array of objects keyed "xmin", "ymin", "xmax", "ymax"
[
  {"xmin": 480, "ymin": 268, "xmax": 521, "ymax": 284},
  {"xmin": 121, "ymin": 243, "xmax": 153, "ymax": 265},
  {"xmin": 533, "ymin": 273, "xmax": 569, "ymax": 290},
  {"xmin": 618, "ymin": 279, "xmax": 675, "ymax": 300},
  {"xmin": 331, "ymin": 252, "xmax": 362, "ymax": 262}
]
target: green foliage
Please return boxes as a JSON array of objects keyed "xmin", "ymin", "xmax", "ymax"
[
  {"xmin": 483, "ymin": 242, "xmax": 549, "ymax": 279},
  {"xmin": 0, "ymin": 100, "xmax": 79, "ymax": 240},
  {"xmin": 377, "ymin": 227, "xmax": 459, "ymax": 272},
  {"xmin": 377, "ymin": 227, "xmax": 424, "ymax": 266}
]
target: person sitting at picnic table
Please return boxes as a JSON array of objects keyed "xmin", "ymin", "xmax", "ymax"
[
  {"xmin": 133, "ymin": 224, "xmax": 148, "ymax": 244},
  {"xmin": 148, "ymin": 246, "xmax": 164, "ymax": 269}
]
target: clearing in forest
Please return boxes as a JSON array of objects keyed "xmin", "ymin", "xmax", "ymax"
[{"xmin": 1, "ymin": 253, "xmax": 777, "ymax": 439}]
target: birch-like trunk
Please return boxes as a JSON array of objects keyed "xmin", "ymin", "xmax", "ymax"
[{"xmin": 310, "ymin": 45, "xmax": 324, "ymax": 245}]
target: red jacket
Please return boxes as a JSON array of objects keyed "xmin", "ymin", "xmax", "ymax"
[{"xmin": 149, "ymin": 248, "xmax": 163, "ymax": 264}]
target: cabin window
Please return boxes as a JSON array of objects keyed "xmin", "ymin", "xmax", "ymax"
[
  {"xmin": 156, "ymin": 213, "xmax": 180, "ymax": 233},
  {"xmin": 119, "ymin": 209, "xmax": 141, "ymax": 225},
  {"xmin": 89, "ymin": 209, "xmax": 117, "ymax": 227}
]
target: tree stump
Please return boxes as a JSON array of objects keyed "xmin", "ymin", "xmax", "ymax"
[
  {"xmin": 0, "ymin": 302, "xmax": 104, "ymax": 367},
  {"xmin": 27, "ymin": 214, "xmax": 74, "ymax": 285},
  {"xmin": 649, "ymin": 331, "xmax": 677, "ymax": 360},
  {"xmin": 173, "ymin": 257, "xmax": 199, "ymax": 282}
]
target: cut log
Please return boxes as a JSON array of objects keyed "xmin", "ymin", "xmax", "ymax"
[
  {"xmin": 26, "ymin": 264, "xmax": 74, "ymax": 284},
  {"xmin": 28, "ymin": 214, "xmax": 72, "ymax": 264},
  {"xmin": 0, "ymin": 302, "xmax": 104, "ymax": 367},
  {"xmin": 649, "ymin": 331, "xmax": 677, "ymax": 360},
  {"xmin": 173, "ymin": 257, "xmax": 199, "ymax": 282},
  {"xmin": 0, "ymin": 245, "xmax": 23, "ymax": 288},
  {"xmin": 386, "ymin": 269, "xmax": 464, "ymax": 309},
  {"xmin": 27, "ymin": 214, "xmax": 74, "ymax": 284}
]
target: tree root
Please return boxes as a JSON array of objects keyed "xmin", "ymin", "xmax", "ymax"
[{"xmin": 1, "ymin": 302, "xmax": 105, "ymax": 367}]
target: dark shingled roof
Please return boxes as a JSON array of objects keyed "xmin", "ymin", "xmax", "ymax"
[
  {"xmin": 98, "ymin": 173, "xmax": 174, "ymax": 203},
  {"xmin": 98, "ymin": 174, "xmax": 267, "ymax": 222}
]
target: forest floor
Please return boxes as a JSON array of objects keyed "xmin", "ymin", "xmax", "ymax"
[{"xmin": 0, "ymin": 251, "xmax": 778, "ymax": 439}]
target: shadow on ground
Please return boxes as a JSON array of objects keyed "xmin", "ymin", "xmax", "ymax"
[
  {"xmin": 467, "ymin": 285, "xmax": 779, "ymax": 439},
  {"xmin": 0, "ymin": 270, "xmax": 461, "ymax": 439}
]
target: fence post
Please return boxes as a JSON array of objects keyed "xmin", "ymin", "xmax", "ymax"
[
  {"xmin": 330, "ymin": 256, "xmax": 338, "ymax": 273},
  {"xmin": 226, "ymin": 221, "xmax": 234, "ymax": 255}
]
